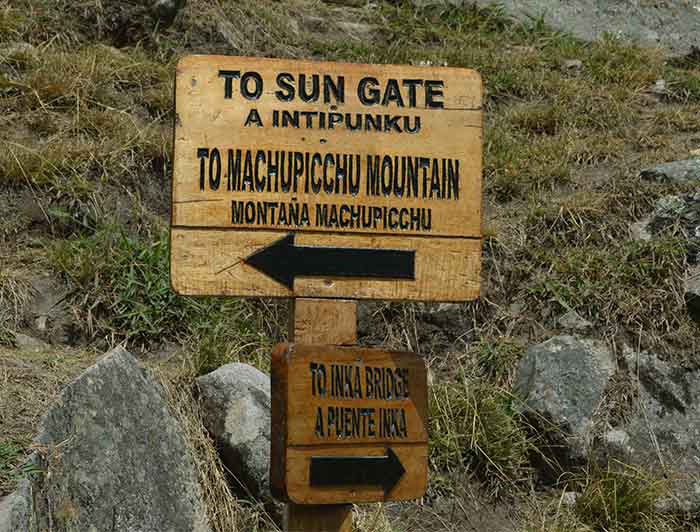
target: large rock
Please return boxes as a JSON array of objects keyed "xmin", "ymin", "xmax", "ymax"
[
  {"xmin": 640, "ymin": 159, "xmax": 700, "ymax": 183},
  {"xmin": 609, "ymin": 349, "xmax": 700, "ymax": 512},
  {"xmin": 197, "ymin": 363, "xmax": 271, "ymax": 501},
  {"xmin": 515, "ymin": 336, "xmax": 616, "ymax": 459},
  {"xmin": 418, "ymin": 0, "xmax": 700, "ymax": 56},
  {"xmin": 0, "ymin": 481, "xmax": 29, "ymax": 532},
  {"xmin": 0, "ymin": 347, "xmax": 211, "ymax": 532}
]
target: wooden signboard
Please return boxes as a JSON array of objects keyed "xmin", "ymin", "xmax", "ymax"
[
  {"xmin": 271, "ymin": 343, "xmax": 428, "ymax": 505},
  {"xmin": 170, "ymin": 55, "xmax": 483, "ymax": 301}
]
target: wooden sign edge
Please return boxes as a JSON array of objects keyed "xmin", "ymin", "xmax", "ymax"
[
  {"xmin": 271, "ymin": 342, "xmax": 292, "ymax": 501},
  {"xmin": 175, "ymin": 54, "xmax": 484, "ymax": 107},
  {"xmin": 270, "ymin": 342, "xmax": 430, "ymax": 504},
  {"xmin": 168, "ymin": 54, "xmax": 484, "ymax": 301},
  {"xmin": 167, "ymin": 231, "xmax": 483, "ymax": 302}
]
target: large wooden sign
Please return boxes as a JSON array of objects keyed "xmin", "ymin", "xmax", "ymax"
[
  {"xmin": 170, "ymin": 55, "xmax": 483, "ymax": 301},
  {"xmin": 271, "ymin": 344, "xmax": 428, "ymax": 504}
]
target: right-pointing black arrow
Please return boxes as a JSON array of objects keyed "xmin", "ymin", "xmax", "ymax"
[{"xmin": 309, "ymin": 448, "xmax": 406, "ymax": 495}]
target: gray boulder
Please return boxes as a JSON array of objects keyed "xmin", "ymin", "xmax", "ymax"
[
  {"xmin": 0, "ymin": 346, "xmax": 211, "ymax": 532},
  {"xmin": 0, "ymin": 481, "xmax": 29, "ymax": 532},
  {"xmin": 617, "ymin": 349, "xmax": 700, "ymax": 512},
  {"xmin": 515, "ymin": 336, "xmax": 616, "ymax": 458},
  {"xmin": 640, "ymin": 159, "xmax": 700, "ymax": 183},
  {"xmin": 197, "ymin": 363, "xmax": 271, "ymax": 501},
  {"xmin": 418, "ymin": 0, "xmax": 700, "ymax": 56}
]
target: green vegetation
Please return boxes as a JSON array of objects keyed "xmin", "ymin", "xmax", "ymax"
[
  {"xmin": 48, "ymin": 221, "xmax": 282, "ymax": 373},
  {"xmin": 525, "ymin": 463, "xmax": 685, "ymax": 532},
  {"xmin": 0, "ymin": 437, "xmax": 30, "ymax": 494},
  {"xmin": 429, "ymin": 371, "xmax": 531, "ymax": 496},
  {"xmin": 2, "ymin": 0, "xmax": 700, "ymax": 529}
]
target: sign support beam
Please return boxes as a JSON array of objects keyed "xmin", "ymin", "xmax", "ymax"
[{"xmin": 285, "ymin": 297, "xmax": 356, "ymax": 532}]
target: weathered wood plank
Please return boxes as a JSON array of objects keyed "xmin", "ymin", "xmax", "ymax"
[
  {"xmin": 272, "ymin": 343, "xmax": 428, "ymax": 505},
  {"xmin": 170, "ymin": 229, "xmax": 481, "ymax": 301}
]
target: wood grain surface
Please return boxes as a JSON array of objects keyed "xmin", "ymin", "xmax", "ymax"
[
  {"xmin": 170, "ymin": 229, "xmax": 481, "ymax": 301},
  {"xmin": 172, "ymin": 56, "xmax": 482, "ymax": 236},
  {"xmin": 282, "ymin": 299, "xmax": 356, "ymax": 531},
  {"xmin": 170, "ymin": 55, "xmax": 483, "ymax": 302},
  {"xmin": 271, "ymin": 343, "xmax": 428, "ymax": 505}
]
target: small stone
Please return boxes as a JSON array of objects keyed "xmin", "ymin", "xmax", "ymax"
[
  {"xmin": 508, "ymin": 302, "xmax": 525, "ymax": 316},
  {"xmin": 561, "ymin": 59, "xmax": 583, "ymax": 71},
  {"xmin": 603, "ymin": 429, "xmax": 632, "ymax": 458},
  {"xmin": 690, "ymin": 148, "xmax": 700, "ymax": 157},
  {"xmin": 34, "ymin": 315, "xmax": 47, "ymax": 332},
  {"xmin": 649, "ymin": 79, "xmax": 667, "ymax": 95},
  {"xmin": 561, "ymin": 491, "xmax": 578, "ymax": 507},
  {"xmin": 654, "ymin": 195, "xmax": 688, "ymax": 218},
  {"xmin": 557, "ymin": 310, "xmax": 592, "ymax": 331},
  {"xmin": 150, "ymin": 0, "xmax": 186, "ymax": 25},
  {"xmin": 630, "ymin": 220, "xmax": 652, "ymax": 241},
  {"xmin": 12, "ymin": 333, "xmax": 48, "ymax": 352}
]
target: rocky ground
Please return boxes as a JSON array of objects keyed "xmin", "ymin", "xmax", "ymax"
[
  {"xmin": 1, "ymin": 0, "xmax": 700, "ymax": 531},
  {"xmin": 467, "ymin": 0, "xmax": 700, "ymax": 57}
]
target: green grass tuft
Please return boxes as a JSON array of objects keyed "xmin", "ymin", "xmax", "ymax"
[
  {"xmin": 429, "ymin": 372, "xmax": 530, "ymax": 495},
  {"xmin": 48, "ymin": 221, "xmax": 283, "ymax": 374}
]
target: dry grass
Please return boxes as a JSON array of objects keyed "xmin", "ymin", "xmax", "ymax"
[
  {"xmin": 159, "ymin": 369, "xmax": 281, "ymax": 532},
  {"xmin": 0, "ymin": 263, "xmax": 33, "ymax": 344},
  {"xmin": 1, "ymin": 0, "xmax": 700, "ymax": 529},
  {"xmin": 0, "ymin": 346, "xmax": 97, "ymax": 494}
]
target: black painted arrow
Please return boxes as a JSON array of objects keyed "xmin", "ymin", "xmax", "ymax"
[
  {"xmin": 243, "ymin": 233, "xmax": 415, "ymax": 289},
  {"xmin": 309, "ymin": 448, "xmax": 406, "ymax": 495}
]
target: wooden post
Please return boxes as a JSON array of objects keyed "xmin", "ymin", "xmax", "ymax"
[{"xmin": 285, "ymin": 298, "xmax": 355, "ymax": 532}]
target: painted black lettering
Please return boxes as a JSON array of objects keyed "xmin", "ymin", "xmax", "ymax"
[
  {"xmin": 231, "ymin": 200, "xmax": 243, "ymax": 224},
  {"xmin": 240, "ymin": 71, "xmax": 263, "ymax": 100},
  {"xmin": 299, "ymin": 73, "xmax": 319, "ymax": 102},
  {"xmin": 358, "ymin": 77, "xmax": 380, "ymax": 105},
  {"xmin": 209, "ymin": 148, "xmax": 221, "ymax": 190},
  {"xmin": 314, "ymin": 407, "xmax": 324, "ymax": 437},
  {"xmin": 323, "ymin": 75, "xmax": 344, "ymax": 104},
  {"xmin": 425, "ymin": 80, "xmax": 444, "ymax": 108},
  {"xmin": 197, "ymin": 148, "xmax": 209, "ymax": 191},
  {"xmin": 275, "ymin": 72, "xmax": 295, "ymax": 101},
  {"xmin": 402, "ymin": 79, "xmax": 423, "ymax": 107},
  {"xmin": 381, "ymin": 79, "xmax": 404, "ymax": 107},
  {"xmin": 218, "ymin": 70, "xmax": 240, "ymax": 99},
  {"xmin": 227, "ymin": 149, "xmax": 241, "ymax": 191},
  {"xmin": 244, "ymin": 108, "xmax": 263, "ymax": 127}
]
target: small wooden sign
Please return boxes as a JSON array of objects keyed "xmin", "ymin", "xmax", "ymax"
[
  {"xmin": 271, "ymin": 343, "xmax": 428, "ymax": 505},
  {"xmin": 170, "ymin": 55, "xmax": 483, "ymax": 301}
]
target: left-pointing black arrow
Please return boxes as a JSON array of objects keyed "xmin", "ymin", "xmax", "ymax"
[
  {"xmin": 309, "ymin": 448, "xmax": 406, "ymax": 495},
  {"xmin": 243, "ymin": 233, "xmax": 415, "ymax": 289}
]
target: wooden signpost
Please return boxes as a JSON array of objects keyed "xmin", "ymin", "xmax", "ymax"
[{"xmin": 170, "ymin": 55, "xmax": 483, "ymax": 531}]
